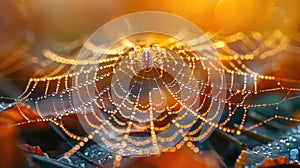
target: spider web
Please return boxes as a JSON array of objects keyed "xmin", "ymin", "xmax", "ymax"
[{"xmin": 1, "ymin": 29, "xmax": 300, "ymax": 167}]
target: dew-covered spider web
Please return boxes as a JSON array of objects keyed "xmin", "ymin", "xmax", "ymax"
[{"xmin": 1, "ymin": 12, "xmax": 300, "ymax": 167}]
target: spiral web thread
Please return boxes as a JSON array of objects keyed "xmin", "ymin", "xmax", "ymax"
[{"xmin": 1, "ymin": 29, "xmax": 300, "ymax": 167}]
